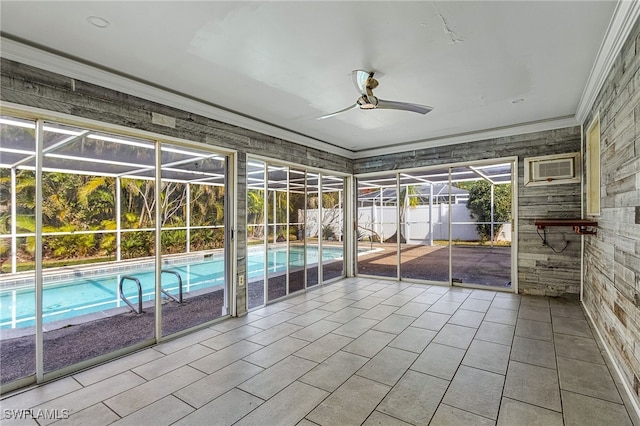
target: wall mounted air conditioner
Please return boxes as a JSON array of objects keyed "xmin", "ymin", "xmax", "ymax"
[{"xmin": 524, "ymin": 152, "xmax": 581, "ymax": 186}]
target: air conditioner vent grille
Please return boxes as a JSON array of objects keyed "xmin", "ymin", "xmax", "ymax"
[
  {"xmin": 524, "ymin": 153, "xmax": 580, "ymax": 186},
  {"xmin": 537, "ymin": 159, "xmax": 574, "ymax": 180}
]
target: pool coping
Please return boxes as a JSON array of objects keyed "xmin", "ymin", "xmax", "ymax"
[{"xmin": 0, "ymin": 250, "xmax": 223, "ymax": 290}]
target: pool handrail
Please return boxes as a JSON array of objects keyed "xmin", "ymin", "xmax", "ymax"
[
  {"xmin": 119, "ymin": 275, "xmax": 144, "ymax": 314},
  {"xmin": 161, "ymin": 269, "xmax": 183, "ymax": 304}
]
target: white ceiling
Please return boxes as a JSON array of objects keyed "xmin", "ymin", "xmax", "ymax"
[{"xmin": 0, "ymin": 1, "xmax": 629, "ymax": 159}]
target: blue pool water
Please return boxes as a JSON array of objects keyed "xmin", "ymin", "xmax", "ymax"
[{"xmin": 0, "ymin": 246, "xmax": 344, "ymax": 329}]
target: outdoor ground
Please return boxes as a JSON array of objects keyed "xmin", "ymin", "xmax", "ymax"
[
  {"xmin": 0, "ymin": 291, "xmax": 225, "ymax": 383},
  {"xmin": 357, "ymin": 244, "xmax": 511, "ymax": 286},
  {"xmin": 1, "ymin": 244, "xmax": 510, "ymax": 384}
]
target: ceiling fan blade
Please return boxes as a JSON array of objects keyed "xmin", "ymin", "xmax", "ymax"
[
  {"xmin": 352, "ymin": 70, "xmax": 371, "ymax": 95},
  {"xmin": 316, "ymin": 104, "xmax": 357, "ymax": 120},
  {"xmin": 376, "ymin": 99, "xmax": 433, "ymax": 115}
]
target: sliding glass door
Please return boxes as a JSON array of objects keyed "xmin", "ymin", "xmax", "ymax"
[
  {"xmin": 246, "ymin": 160, "xmax": 346, "ymax": 309},
  {"xmin": 288, "ymin": 168, "xmax": 306, "ymax": 294},
  {"xmin": 356, "ymin": 160, "xmax": 514, "ymax": 289},
  {"xmin": 450, "ymin": 163, "xmax": 513, "ymax": 288},
  {"xmin": 398, "ymin": 170, "xmax": 450, "ymax": 284},
  {"xmin": 0, "ymin": 114, "xmax": 232, "ymax": 391},
  {"xmin": 40, "ymin": 124, "xmax": 157, "ymax": 375},
  {"xmin": 246, "ymin": 161, "xmax": 266, "ymax": 309},
  {"xmin": 0, "ymin": 116, "xmax": 36, "ymax": 386},
  {"xmin": 321, "ymin": 174, "xmax": 344, "ymax": 282},
  {"xmin": 356, "ymin": 174, "xmax": 398, "ymax": 278},
  {"xmin": 160, "ymin": 144, "xmax": 228, "ymax": 336},
  {"xmin": 306, "ymin": 172, "xmax": 320, "ymax": 287},
  {"xmin": 267, "ymin": 165, "xmax": 288, "ymax": 302}
]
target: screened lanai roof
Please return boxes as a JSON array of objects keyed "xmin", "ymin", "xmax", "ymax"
[
  {"xmin": 0, "ymin": 116, "xmax": 226, "ymax": 185},
  {"xmin": 358, "ymin": 164, "xmax": 512, "ymax": 189},
  {"xmin": 2, "ymin": 115, "xmax": 511, "ymax": 190},
  {"xmin": 246, "ymin": 161, "xmax": 345, "ymax": 193},
  {"xmin": 358, "ymin": 183, "xmax": 469, "ymax": 204},
  {"xmin": 357, "ymin": 164, "xmax": 512, "ymax": 203}
]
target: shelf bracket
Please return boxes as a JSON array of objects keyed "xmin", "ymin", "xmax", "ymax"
[{"xmin": 534, "ymin": 219, "xmax": 598, "ymax": 236}]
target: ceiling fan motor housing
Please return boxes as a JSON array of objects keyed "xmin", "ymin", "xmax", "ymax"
[{"xmin": 358, "ymin": 95, "xmax": 378, "ymax": 109}]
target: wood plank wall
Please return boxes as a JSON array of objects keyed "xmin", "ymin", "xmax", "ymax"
[{"xmin": 582, "ymin": 17, "xmax": 640, "ymax": 407}]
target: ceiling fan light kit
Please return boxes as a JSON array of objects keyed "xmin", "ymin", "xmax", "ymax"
[{"xmin": 318, "ymin": 69, "xmax": 433, "ymax": 119}]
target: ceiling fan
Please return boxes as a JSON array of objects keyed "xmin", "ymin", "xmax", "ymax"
[{"xmin": 317, "ymin": 70, "xmax": 433, "ymax": 120}]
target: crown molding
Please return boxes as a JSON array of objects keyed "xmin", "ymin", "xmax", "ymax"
[
  {"xmin": 575, "ymin": 0, "xmax": 640, "ymax": 124},
  {"xmin": 351, "ymin": 116, "xmax": 580, "ymax": 159},
  {"xmin": 0, "ymin": 37, "xmax": 354, "ymax": 159}
]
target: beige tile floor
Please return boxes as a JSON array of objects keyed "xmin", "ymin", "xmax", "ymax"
[{"xmin": 2, "ymin": 277, "xmax": 639, "ymax": 425}]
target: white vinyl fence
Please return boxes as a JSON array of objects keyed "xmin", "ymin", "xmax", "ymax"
[{"xmin": 304, "ymin": 203, "xmax": 511, "ymax": 244}]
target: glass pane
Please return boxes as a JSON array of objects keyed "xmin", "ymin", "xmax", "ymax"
[
  {"xmin": 399, "ymin": 169, "xmax": 450, "ymax": 283},
  {"xmin": 451, "ymin": 164, "xmax": 512, "ymax": 287},
  {"xmin": 0, "ymin": 116, "xmax": 36, "ymax": 385},
  {"xmin": 247, "ymin": 161, "xmax": 265, "ymax": 309},
  {"xmin": 121, "ymin": 178, "xmax": 156, "ymax": 231},
  {"xmin": 161, "ymin": 143, "xmax": 228, "ymax": 337},
  {"xmin": 321, "ymin": 175, "xmax": 344, "ymax": 282},
  {"xmin": 306, "ymin": 172, "xmax": 320, "ymax": 287},
  {"xmin": 40, "ymin": 122, "xmax": 156, "ymax": 374},
  {"xmin": 267, "ymin": 165, "xmax": 288, "ymax": 302},
  {"xmin": 356, "ymin": 174, "xmax": 398, "ymax": 278},
  {"xmin": 288, "ymin": 169, "xmax": 306, "ymax": 294},
  {"xmin": 39, "ymin": 128, "xmax": 155, "ymax": 179}
]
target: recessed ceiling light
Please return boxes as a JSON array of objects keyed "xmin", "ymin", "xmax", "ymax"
[
  {"xmin": 512, "ymin": 98, "xmax": 525, "ymax": 104},
  {"xmin": 87, "ymin": 16, "xmax": 110, "ymax": 29}
]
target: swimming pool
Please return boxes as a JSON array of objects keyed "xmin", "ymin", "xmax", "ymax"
[{"xmin": 0, "ymin": 245, "xmax": 344, "ymax": 329}]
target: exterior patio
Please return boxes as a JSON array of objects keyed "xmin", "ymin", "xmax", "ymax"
[{"xmin": 357, "ymin": 244, "xmax": 511, "ymax": 287}]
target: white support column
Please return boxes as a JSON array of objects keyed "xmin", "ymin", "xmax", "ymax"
[
  {"xmin": 286, "ymin": 170, "xmax": 290, "ymax": 295},
  {"xmin": 371, "ymin": 198, "xmax": 376, "ymax": 244},
  {"xmin": 186, "ymin": 183, "xmax": 191, "ymax": 253},
  {"xmin": 429, "ymin": 183, "xmax": 434, "ymax": 246},
  {"xmin": 318, "ymin": 175, "xmax": 323, "ymax": 285},
  {"xmin": 396, "ymin": 177, "xmax": 401, "ymax": 279},
  {"xmin": 490, "ymin": 184, "xmax": 495, "ymax": 248},
  {"xmin": 34, "ymin": 119, "xmax": 44, "ymax": 382},
  {"xmin": 10, "ymin": 167, "xmax": 17, "ymax": 273},
  {"xmin": 303, "ymin": 172, "xmax": 308, "ymax": 288},
  {"xmin": 154, "ymin": 142, "xmax": 162, "ymax": 342},
  {"xmin": 448, "ymin": 169, "xmax": 453, "ymax": 286},
  {"xmin": 116, "ymin": 177, "xmax": 121, "ymax": 261},
  {"xmin": 272, "ymin": 190, "xmax": 276, "ymax": 244},
  {"xmin": 262, "ymin": 165, "xmax": 268, "ymax": 304},
  {"xmin": 378, "ymin": 192, "xmax": 383, "ymax": 242},
  {"xmin": 338, "ymin": 188, "xmax": 343, "ymax": 242},
  {"xmin": 344, "ymin": 176, "xmax": 354, "ymax": 277}
]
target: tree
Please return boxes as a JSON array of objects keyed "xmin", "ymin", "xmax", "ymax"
[
  {"xmin": 458, "ymin": 180, "xmax": 511, "ymax": 242},
  {"xmin": 321, "ymin": 190, "xmax": 341, "ymax": 240},
  {"xmin": 247, "ymin": 189, "xmax": 265, "ymax": 239}
]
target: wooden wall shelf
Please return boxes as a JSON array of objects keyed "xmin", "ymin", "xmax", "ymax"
[{"xmin": 534, "ymin": 219, "xmax": 598, "ymax": 235}]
